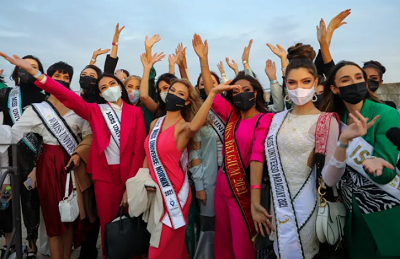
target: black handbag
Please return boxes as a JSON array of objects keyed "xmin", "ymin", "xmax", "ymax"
[{"xmin": 104, "ymin": 206, "xmax": 150, "ymax": 259}]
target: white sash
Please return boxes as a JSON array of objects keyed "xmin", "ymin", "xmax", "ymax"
[
  {"xmin": 208, "ymin": 109, "xmax": 225, "ymax": 143},
  {"xmin": 8, "ymin": 87, "xmax": 37, "ymax": 152},
  {"xmin": 149, "ymin": 116, "xmax": 188, "ymax": 229},
  {"xmin": 98, "ymin": 104, "xmax": 121, "ymax": 148},
  {"xmin": 342, "ymin": 123, "xmax": 400, "ymax": 200},
  {"xmin": 265, "ymin": 110, "xmax": 317, "ymax": 259},
  {"xmin": 32, "ymin": 102, "xmax": 78, "ymax": 156}
]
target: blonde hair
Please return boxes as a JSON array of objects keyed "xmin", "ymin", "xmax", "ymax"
[{"xmin": 123, "ymin": 75, "xmax": 142, "ymax": 87}]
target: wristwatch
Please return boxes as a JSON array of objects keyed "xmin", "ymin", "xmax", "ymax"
[
  {"xmin": 242, "ymin": 60, "xmax": 247, "ymax": 65},
  {"xmin": 337, "ymin": 141, "xmax": 348, "ymax": 149}
]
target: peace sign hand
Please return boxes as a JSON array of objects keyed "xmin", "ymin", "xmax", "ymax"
[
  {"xmin": 339, "ymin": 111, "xmax": 379, "ymax": 144},
  {"xmin": 113, "ymin": 23, "xmax": 125, "ymax": 43},
  {"xmin": 0, "ymin": 52, "xmax": 37, "ymax": 75}
]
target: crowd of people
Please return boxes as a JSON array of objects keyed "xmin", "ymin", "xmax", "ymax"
[{"xmin": 0, "ymin": 8, "xmax": 399, "ymax": 259}]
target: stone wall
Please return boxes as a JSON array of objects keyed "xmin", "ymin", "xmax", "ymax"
[{"xmin": 376, "ymin": 83, "xmax": 400, "ymax": 108}]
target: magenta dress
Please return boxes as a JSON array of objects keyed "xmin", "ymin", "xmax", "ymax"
[
  {"xmin": 144, "ymin": 118, "xmax": 191, "ymax": 259},
  {"xmin": 212, "ymin": 95, "xmax": 273, "ymax": 259}
]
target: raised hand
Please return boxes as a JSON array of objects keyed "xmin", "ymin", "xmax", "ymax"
[
  {"xmin": 265, "ymin": 59, "xmax": 277, "ymax": 81},
  {"xmin": 327, "ymin": 9, "xmax": 351, "ymax": 42},
  {"xmin": 151, "ymin": 52, "xmax": 165, "ymax": 65},
  {"xmin": 140, "ymin": 53, "xmax": 152, "ymax": 70},
  {"xmin": 225, "ymin": 58, "xmax": 239, "ymax": 74},
  {"xmin": 93, "ymin": 48, "xmax": 110, "ymax": 57},
  {"xmin": 169, "ymin": 54, "xmax": 178, "ymax": 66},
  {"xmin": 363, "ymin": 157, "xmax": 394, "ymax": 177},
  {"xmin": 339, "ymin": 111, "xmax": 379, "ymax": 144},
  {"xmin": 211, "ymin": 80, "xmax": 239, "ymax": 95},
  {"xmin": 175, "ymin": 43, "xmax": 187, "ymax": 67},
  {"xmin": 113, "ymin": 23, "xmax": 125, "ymax": 43},
  {"xmin": 317, "ymin": 18, "xmax": 328, "ymax": 44},
  {"xmin": 192, "ymin": 34, "xmax": 208, "ymax": 60},
  {"xmin": 242, "ymin": 39, "xmax": 253, "ymax": 64},
  {"xmin": 217, "ymin": 61, "xmax": 225, "ymax": 75},
  {"xmin": 266, "ymin": 43, "xmax": 286, "ymax": 59},
  {"xmin": 0, "ymin": 52, "xmax": 36, "ymax": 75},
  {"xmin": 145, "ymin": 34, "xmax": 161, "ymax": 49}
]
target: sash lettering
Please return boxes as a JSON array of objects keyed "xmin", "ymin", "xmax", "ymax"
[
  {"xmin": 149, "ymin": 116, "xmax": 189, "ymax": 229},
  {"xmin": 32, "ymin": 101, "xmax": 78, "ymax": 156},
  {"xmin": 8, "ymin": 87, "xmax": 38, "ymax": 152},
  {"xmin": 208, "ymin": 109, "xmax": 225, "ymax": 143},
  {"xmin": 223, "ymin": 111, "xmax": 256, "ymax": 238},
  {"xmin": 99, "ymin": 104, "xmax": 121, "ymax": 148}
]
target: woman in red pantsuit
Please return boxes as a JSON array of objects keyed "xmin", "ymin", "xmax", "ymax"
[{"xmin": 0, "ymin": 53, "xmax": 147, "ymax": 259}]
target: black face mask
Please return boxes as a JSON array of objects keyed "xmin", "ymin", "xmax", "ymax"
[
  {"xmin": 339, "ymin": 82, "xmax": 368, "ymax": 104},
  {"xmin": 368, "ymin": 79, "xmax": 380, "ymax": 92},
  {"xmin": 55, "ymin": 80, "xmax": 71, "ymax": 90},
  {"xmin": 232, "ymin": 92, "xmax": 256, "ymax": 111},
  {"xmin": 165, "ymin": 93, "xmax": 186, "ymax": 111},
  {"xmin": 79, "ymin": 76, "xmax": 97, "ymax": 90},
  {"xmin": 314, "ymin": 94, "xmax": 323, "ymax": 109},
  {"xmin": 18, "ymin": 68, "xmax": 36, "ymax": 85},
  {"xmin": 199, "ymin": 88, "xmax": 207, "ymax": 100}
]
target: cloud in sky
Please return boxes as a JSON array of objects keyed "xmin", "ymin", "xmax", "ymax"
[{"xmin": 0, "ymin": 0, "xmax": 399, "ymax": 92}]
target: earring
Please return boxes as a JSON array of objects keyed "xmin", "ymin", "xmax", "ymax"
[
  {"xmin": 312, "ymin": 94, "xmax": 318, "ymax": 102},
  {"xmin": 284, "ymin": 95, "xmax": 290, "ymax": 102}
]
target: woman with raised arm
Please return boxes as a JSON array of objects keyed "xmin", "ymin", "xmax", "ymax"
[
  {"xmin": 320, "ymin": 61, "xmax": 400, "ymax": 259},
  {"xmin": 0, "ymin": 55, "xmax": 46, "ymax": 259},
  {"xmin": 194, "ymin": 34, "xmax": 274, "ymax": 258},
  {"xmin": 0, "ymin": 51, "xmax": 147, "ymax": 259},
  {"xmin": 142, "ymin": 38, "xmax": 236, "ymax": 257}
]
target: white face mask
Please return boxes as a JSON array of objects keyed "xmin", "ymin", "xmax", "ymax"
[
  {"xmin": 287, "ymin": 87, "xmax": 315, "ymax": 106},
  {"xmin": 128, "ymin": 89, "xmax": 140, "ymax": 104},
  {"xmin": 160, "ymin": 92, "xmax": 168, "ymax": 103},
  {"xmin": 102, "ymin": 85, "xmax": 122, "ymax": 103}
]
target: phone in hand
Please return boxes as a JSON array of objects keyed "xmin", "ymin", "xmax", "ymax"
[{"xmin": 24, "ymin": 178, "xmax": 33, "ymax": 191}]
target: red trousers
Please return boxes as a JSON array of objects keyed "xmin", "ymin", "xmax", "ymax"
[{"xmin": 94, "ymin": 165, "xmax": 125, "ymax": 259}]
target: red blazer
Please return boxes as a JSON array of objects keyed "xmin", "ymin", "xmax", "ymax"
[{"xmin": 35, "ymin": 76, "xmax": 146, "ymax": 184}]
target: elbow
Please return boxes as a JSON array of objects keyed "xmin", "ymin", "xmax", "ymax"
[{"xmin": 139, "ymin": 93, "xmax": 149, "ymax": 101}]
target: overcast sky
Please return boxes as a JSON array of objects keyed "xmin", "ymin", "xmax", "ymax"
[{"xmin": 1, "ymin": 0, "xmax": 399, "ymax": 92}]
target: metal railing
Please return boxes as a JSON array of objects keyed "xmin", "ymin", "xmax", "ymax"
[{"xmin": 0, "ymin": 144, "xmax": 23, "ymax": 259}]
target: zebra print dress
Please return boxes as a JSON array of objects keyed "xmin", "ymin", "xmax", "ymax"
[{"xmin": 339, "ymin": 166, "xmax": 400, "ymax": 214}]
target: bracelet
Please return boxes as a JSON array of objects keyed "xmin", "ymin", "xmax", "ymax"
[
  {"xmin": 281, "ymin": 67, "xmax": 287, "ymax": 72},
  {"xmin": 251, "ymin": 185, "xmax": 262, "ymax": 190},
  {"xmin": 91, "ymin": 58, "xmax": 96, "ymax": 62},
  {"xmin": 221, "ymin": 73, "xmax": 226, "ymax": 76},
  {"xmin": 112, "ymin": 42, "xmax": 118, "ymax": 46},
  {"xmin": 337, "ymin": 141, "xmax": 349, "ymax": 149},
  {"xmin": 71, "ymin": 152, "xmax": 79, "ymax": 157},
  {"xmin": 270, "ymin": 80, "xmax": 278, "ymax": 85},
  {"xmin": 201, "ymin": 64, "xmax": 207, "ymax": 67}
]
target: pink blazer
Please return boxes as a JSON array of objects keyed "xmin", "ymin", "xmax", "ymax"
[{"xmin": 35, "ymin": 76, "xmax": 146, "ymax": 184}]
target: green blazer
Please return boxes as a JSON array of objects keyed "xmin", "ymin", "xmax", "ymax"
[{"xmin": 343, "ymin": 99, "xmax": 400, "ymax": 258}]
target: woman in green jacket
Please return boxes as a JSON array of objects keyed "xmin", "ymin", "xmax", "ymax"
[{"xmin": 320, "ymin": 61, "xmax": 400, "ymax": 258}]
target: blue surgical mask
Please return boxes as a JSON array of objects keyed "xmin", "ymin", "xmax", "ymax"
[
  {"xmin": 102, "ymin": 85, "xmax": 122, "ymax": 103},
  {"xmin": 128, "ymin": 89, "xmax": 140, "ymax": 104}
]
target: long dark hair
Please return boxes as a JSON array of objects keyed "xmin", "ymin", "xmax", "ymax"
[
  {"xmin": 226, "ymin": 74, "xmax": 267, "ymax": 113},
  {"xmin": 80, "ymin": 65, "xmax": 103, "ymax": 102},
  {"xmin": 94, "ymin": 73, "xmax": 131, "ymax": 105},
  {"xmin": 363, "ymin": 60, "xmax": 386, "ymax": 81},
  {"xmin": 154, "ymin": 73, "xmax": 178, "ymax": 118},
  {"xmin": 319, "ymin": 61, "xmax": 381, "ymax": 118},
  {"xmin": 11, "ymin": 55, "xmax": 44, "ymax": 86},
  {"xmin": 195, "ymin": 71, "xmax": 221, "ymax": 88}
]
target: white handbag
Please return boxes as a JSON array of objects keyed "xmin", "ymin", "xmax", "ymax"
[
  {"xmin": 316, "ymin": 181, "xmax": 346, "ymax": 245},
  {"xmin": 58, "ymin": 170, "xmax": 79, "ymax": 222}
]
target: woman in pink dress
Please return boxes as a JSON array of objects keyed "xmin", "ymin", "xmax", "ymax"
[
  {"xmin": 193, "ymin": 36, "xmax": 275, "ymax": 258},
  {"xmin": 143, "ymin": 34, "xmax": 237, "ymax": 259}
]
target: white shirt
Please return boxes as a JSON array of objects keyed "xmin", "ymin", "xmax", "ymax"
[
  {"xmin": 104, "ymin": 102, "xmax": 122, "ymax": 165},
  {"xmin": 0, "ymin": 103, "xmax": 92, "ymax": 146}
]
